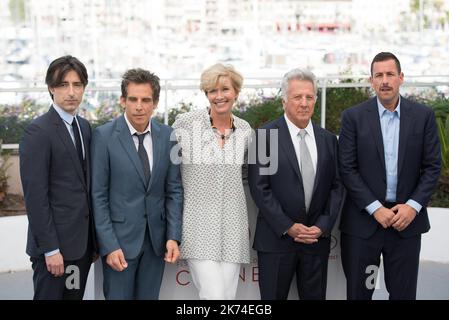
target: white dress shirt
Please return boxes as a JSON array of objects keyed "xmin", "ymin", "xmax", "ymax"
[{"xmin": 124, "ymin": 114, "xmax": 153, "ymax": 171}]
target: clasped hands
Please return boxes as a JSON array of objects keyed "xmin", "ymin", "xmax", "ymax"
[
  {"xmin": 373, "ymin": 204, "xmax": 417, "ymax": 231},
  {"xmin": 287, "ymin": 223, "xmax": 322, "ymax": 244}
]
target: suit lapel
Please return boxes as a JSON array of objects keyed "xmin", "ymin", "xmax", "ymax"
[
  {"xmin": 79, "ymin": 119, "xmax": 91, "ymax": 191},
  {"xmin": 366, "ymin": 99, "xmax": 386, "ymax": 173},
  {"xmin": 116, "ymin": 116, "xmax": 148, "ymax": 188},
  {"xmin": 277, "ymin": 117, "xmax": 302, "ymax": 182},
  {"xmin": 398, "ymin": 98, "xmax": 411, "ymax": 177},
  {"xmin": 148, "ymin": 118, "xmax": 161, "ymax": 191},
  {"xmin": 49, "ymin": 107, "xmax": 86, "ymax": 187},
  {"xmin": 311, "ymin": 123, "xmax": 324, "ymax": 196}
]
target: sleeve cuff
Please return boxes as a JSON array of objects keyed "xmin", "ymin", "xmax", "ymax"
[
  {"xmin": 366, "ymin": 200, "xmax": 382, "ymax": 215},
  {"xmin": 44, "ymin": 249, "xmax": 60, "ymax": 257},
  {"xmin": 406, "ymin": 199, "xmax": 422, "ymax": 215}
]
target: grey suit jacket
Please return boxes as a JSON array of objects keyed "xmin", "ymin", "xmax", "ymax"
[{"xmin": 91, "ymin": 116, "xmax": 183, "ymax": 259}]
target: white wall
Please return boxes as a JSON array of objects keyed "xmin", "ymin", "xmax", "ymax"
[
  {"xmin": 0, "ymin": 216, "xmax": 29, "ymax": 272},
  {"xmin": 420, "ymin": 207, "xmax": 449, "ymax": 263},
  {"xmin": 5, "ymin": 155, "xmax": 22, "ymax": 196}
]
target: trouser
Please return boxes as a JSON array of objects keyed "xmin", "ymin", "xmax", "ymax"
[
  {"xmin": 257, "ymin": 250, "xmax": 328, "ymax": 300},
  {"xmin": 102, "ymin": 226, "xmax": 165, "ymax": 300},
  {"xmin": 187, "ymin": 259, "xmax": 241, "ymax": 300},
  {"xmin": 31, "ymin": 235, "xmax": 93, "ymax": 300},
  {"xmin": 341, "ymin": 227, "xmax": 421, "ymax": 300}
]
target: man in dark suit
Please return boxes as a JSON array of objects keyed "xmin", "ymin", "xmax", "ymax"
[
  {"xmin": 248, "ymin": 68, "xmax": 344, "ymax": 300},
  {"xmin": 339, "ymin": 52, "xmax": 441, "ymax": 300},
  {"xmin": 91, "ymin": 68, "xmax": 183, "ymax": 300},
  {"xmin": 20, "ymin": 56, "xmax": 97, "ymax": 300}
]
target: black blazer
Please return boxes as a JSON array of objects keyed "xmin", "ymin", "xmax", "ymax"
[
  {"xmin": 248, "ymin": 116, "xmax": 345, "ymax": 255},
  {"xmin": 20, "ymin": 106, "xmax": 96, "ymax": 260},
  {"xmin": 338, "ymin": 96, "xmax": 441, "ymax": 239}
]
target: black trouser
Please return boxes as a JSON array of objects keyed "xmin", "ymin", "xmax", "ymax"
[
  {"xmin": 341, "ymin": 226, "xmax": 421, "ymax": 300},
  {"xmin": 31, "ymin": 237, "xmax": 93, "ymax": 300},
  {"xmin": 257, "ymin": 250, "xmax": 329, "ymax": 300}
]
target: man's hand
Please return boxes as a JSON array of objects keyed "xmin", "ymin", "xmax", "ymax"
[
  {"xmin": 373, "ymin": 207, "xmax": 396, "ymax": 228},
  {"xmin": 287, "ymin": 223, "xmax": 306, "ymax": 238},
  {"xmin": 287, "ymin": 223, "xmax": 320, "ymax": 244},
  {"xmin": 391, "ymin": 204, "xmax": 417, "ymax": 231},
  {"xmin": 106, "ymin": 249, "xmax": 128, "ymax": 272},
  {"xmin": 45, "ymin": 252, "xmax": 65, "ymax": 277},
  {"xmin": 294, "ymin": 225, "xmax": 322, "ymax": 244},
  {"xmin": 164, "ymin": 240, "xmax": 180, "ymax": 264}
]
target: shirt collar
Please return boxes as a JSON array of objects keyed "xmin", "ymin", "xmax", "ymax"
[
  {"xmin": 53, "ymin": 103, "xmax": 75, "ymax": 125},
  {"xmin": 377, "ymin": 97, "xmax": 401, "ymax": 119},
  {"xmin": 124, "ymin": 113, "xmax": 151, "ymax": 136},
  {"xmin": 284, "ymin": 114, "xmax": 314, "ymax": 138}
]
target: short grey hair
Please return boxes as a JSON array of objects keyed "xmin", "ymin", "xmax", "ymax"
[{"xmin": 280, "ymin": 68, "xmax": 318, "ymax": 100}]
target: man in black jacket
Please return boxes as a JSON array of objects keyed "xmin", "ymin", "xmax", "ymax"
[
  {"xmin": 249, "ymin": 68, "xmax": 344, "ymax": 299},
  {"xmin": 339, "ymin": 52, "xmax": 441, "ymax": 299},
  {"xmin": 20, "ymin": 55, "xmax": 97, "ymax": 300}
]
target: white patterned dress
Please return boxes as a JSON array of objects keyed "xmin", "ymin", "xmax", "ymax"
[{"xmin": 172, "ymin": 109, "xmax": 251, "ymax": 264}]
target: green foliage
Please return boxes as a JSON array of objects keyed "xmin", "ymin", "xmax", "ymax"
[
  {"xmin": 0, "ymin": 116, "xmax": 32, "ymax": 144},
  {"xmin": 424, "ymin": 96, "xmax": 449, "ymax": 120},
  {"xmin": 428, "ymin": 186, "xmax": 449, "ymax": 208},
  {"xmin": 316, "ymin": 86, "xmax": 371, "ymax": 135},
  {"xmin": 233, "ymin": 86, "xmax": 370, "ymax": 133},
  {"xmin": 0, "ymin": 98, "xmax": 48, "ymax": 144},
  {"xmin": 234, "ymin": 97, "xmax": 284, "ymax": 129},
  {"xmin": 427, "ymin": 98, "xmax": 449, "ymax": 208},
  {"xmin": 0, "ymin": 147, "xmax": 12, "ymax": 202},
  {"xmin": 437, "ymin": 115, "xmax": 449, "ymax": 174},
  {"xmin": 90, "ymin": 101, "xmax": 123, "ymax": 129},
  {"xmin": 163, "ymin": 102, "xmax": 193, "ymax": 126}
]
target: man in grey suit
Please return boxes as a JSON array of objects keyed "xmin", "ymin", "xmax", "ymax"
[{"xmin": 91, "ymin": 68, "xmax": 183, "ymax": 299}]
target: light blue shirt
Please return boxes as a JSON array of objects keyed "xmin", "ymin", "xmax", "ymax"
[
  {"xmin": 53, "ymin": 103, "xmax": 85, "ymax": 159},
  {"xmin": 365, "ymin": 98, "xmax": 422, "ymax": 215},
  {"xmin": 45, "ymin": 104, "xmax": 85, "ymax": 257}
]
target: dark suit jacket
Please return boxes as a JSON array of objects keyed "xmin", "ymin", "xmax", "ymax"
[
  {"xmin": 338, "ymin": 96, "xmax": 441, "ymax": 239},
  {"xmin": 91, "ymin": 116, "xmax": 183, "ymax": 259},
  {"xmin": 248, "ymin": 116, "xmax": 345, "ymax": 255},
  {"xmin": 20, "ymin": 106, "xmax": 95, "ymax": 260}
]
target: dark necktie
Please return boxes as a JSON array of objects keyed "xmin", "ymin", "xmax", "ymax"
[
  {"xmin": 72, "ymin": 118, "xmax": 84, "ymax": 167},
  {"xmin": 135, "ymin": 133, "xmax": 151, "ymax": 186}
]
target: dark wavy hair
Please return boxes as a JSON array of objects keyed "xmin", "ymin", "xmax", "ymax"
[
  {"xmin": 45, "ymin": 55, "xmax": 88, "ymax": 101},
  {"xmin": 121, "ymin": 68, "xmax": 161, "ymax": 102}
]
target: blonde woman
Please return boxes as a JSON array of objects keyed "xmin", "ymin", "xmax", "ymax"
[{"xmin": 172, "ymin": 63, "xmax": 251, "ymax": 300}]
